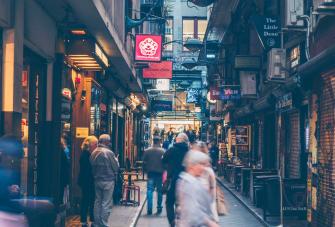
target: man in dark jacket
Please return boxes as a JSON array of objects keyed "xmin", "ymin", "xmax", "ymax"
[
  {"xmin": 143, "ymin": 136, "xmax": 165, "ymax": 215},
  {"xmin": 162, "ymin": 133, "xmax": 189, "ymax": 227}
]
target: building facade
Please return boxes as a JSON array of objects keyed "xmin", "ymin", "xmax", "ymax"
[
  {"xmin": 204, "ymin": 0, "xmax": 335, "ymax": 226},
  {"xmin": 0, "ymin": 0, "xmax": 154, "ymax": 222}
]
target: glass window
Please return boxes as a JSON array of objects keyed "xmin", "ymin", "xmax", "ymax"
[
  {"xmin": 164, "ymin": 18, "xmax": 174, "ymax": 51},
  {"xmin": 198, "ymin": 19, "xmax": 208, "ymax": 41},
  {"xmin": 182, "ymin": 18, "xmax": 207, "ymax": 50},
  {"xmin": 21, "ymin": 68, "xmax": 29, "ymax": 196}
]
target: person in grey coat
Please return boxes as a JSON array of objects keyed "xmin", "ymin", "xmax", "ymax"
[
  {"xmin": 176, "ymin": 151, "xmax": 219, "ymax": 227},
  {"xmin": 143, "ymin": 136, "xmax": 165, "ymax": 215},
  {"xmin": 90, "ymin": 134, "xmax": 119, "ymax": 227}
]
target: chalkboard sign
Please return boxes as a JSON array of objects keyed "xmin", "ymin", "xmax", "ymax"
[{"xmin": 282, "ymin": 179, "xmax": 307, "ymax": 217}]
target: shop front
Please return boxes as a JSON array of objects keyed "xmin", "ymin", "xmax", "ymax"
[
  {"xmin": 20, "ymin": 48, "xmax": 48, "ymax": 196},
  {"xmin": 0, "ymin": 28, "xmax": 3, "ymax": 136},
  {"xmin": 64, "ymin": 34, "xmax": 113, "ymax": 205}
]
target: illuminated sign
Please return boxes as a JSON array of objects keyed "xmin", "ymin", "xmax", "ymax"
[
  {"xmin": 135, "ymin": 34, "xmax": 162, "ymax": 62},
  {"xmin": 95, "ymin": 44, "xmax": 109, "ymax": 67}
]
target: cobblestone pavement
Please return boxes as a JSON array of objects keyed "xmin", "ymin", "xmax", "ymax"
[
  {"xmin": 136, "ymin": 184, "xmax": 264, "ymax": 227},
  {"xmin": 66, "ymin": 180, "xmax": 146, "ymax": 227}
]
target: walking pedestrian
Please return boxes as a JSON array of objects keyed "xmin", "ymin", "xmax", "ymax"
[
  {"xmin": 192, "ymin": 141, "xmax": 219, "ymax": 222},
  {"xmin": 78, "ymin": 136, "xmax": 98, "ymax": 226},
  {"xmin": 143, "ymin": 136, "xmax": 165, "ymax": 215},
  {"xmin": 162, "ymin": 133, "xmax": 189, "ymax": 227},
  {"xmin": 90, "ymin": 134, "xmax": 119, "ymax": 227},
  {"xmin": 176, "ymin": 151, "xmax": 219, "ymax": 227}
]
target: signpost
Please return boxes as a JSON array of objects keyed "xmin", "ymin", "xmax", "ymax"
[
  {"xmin": 135, "ymin": 34, "xmax": 162, "ymax": 62},
  {"xmin": 276, "ymin": 93, "xmax": 293, "ymax": 112},
  {"xmin": 251, "ymin": 15, "xmax": 281, "ymax": 50},
  {"xmin": 143, "ymin": 61, "xmax": 173, "ymax": 79}
]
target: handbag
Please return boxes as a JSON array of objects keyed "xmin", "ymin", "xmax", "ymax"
[{"xmin": 216, "ymin": 186, "xmax": 228, "ymax": 216}]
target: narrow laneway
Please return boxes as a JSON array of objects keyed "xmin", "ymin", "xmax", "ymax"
[{"xmin": 136, "ymin": 183, "xmax": 264, "ymax": 227}]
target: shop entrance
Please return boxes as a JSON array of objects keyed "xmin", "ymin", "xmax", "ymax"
[{"xmin": 21, "ymin": 47, "xmax": 47, "ymax": 196}]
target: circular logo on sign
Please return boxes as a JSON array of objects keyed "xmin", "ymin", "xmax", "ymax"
[
  {"xmin": 139, "ymin": 38, "xmax": 158, "ymax": 56},
  {"xmin": 267, "ymin": 38, "xmax": 276, "ymax": 47}
]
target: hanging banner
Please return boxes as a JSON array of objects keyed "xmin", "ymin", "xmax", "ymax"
[
  {"xmin": 143, "ymin": 61, "xmax": 173, "ymax": 79},
  {"xmin": 220, "ymin": 86, "xmax": 241, "ymax": 100},
  {"xmin": 251, "ymin": 15, "xmax": 281, "ymax": 50},
  {"xmin": 210, "ymin": 86, "xmax": 221, "ymax": 100},
  {"xmin": 135, "ymin": 34, "xmax": 162, "ymax": 62}
]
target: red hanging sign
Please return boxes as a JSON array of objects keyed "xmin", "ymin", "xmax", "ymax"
[
  {"xmin": 143, "ymin": 61, "xmax": 172, "ymax": 79},
  {"xmin": 135, "ymin": 34, "xmax": 162, "ymax": 62}
]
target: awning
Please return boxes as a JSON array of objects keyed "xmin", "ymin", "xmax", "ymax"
[
  {"xmin": 298, "ymin": 44, "xmax": 335, "ymax": 80},
  {"xmin": 66, "ymin": 38, "xmax": 109, "ymax": 71}
]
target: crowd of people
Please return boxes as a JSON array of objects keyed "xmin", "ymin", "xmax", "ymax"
[
  {"xmin": 0, "ymin": 130, "xmax": 221, "ymax": 227},
  {"xmin": 143, "ymin": 132, "xmax": 222, "ymax": 227}
]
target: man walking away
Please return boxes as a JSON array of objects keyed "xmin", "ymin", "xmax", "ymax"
[
  {"xmin": 143, "ymin": 136, "xmax": 165, "ymax": 215},
  {"xmin": 90, "ymin": 134, "xmax": 119, "ymax": 227},
  {"xmin": 162, "ymin": 133, "xmax": 189, "ymax": 227}
]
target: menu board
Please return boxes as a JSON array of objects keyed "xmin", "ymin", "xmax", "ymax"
[{"xmin": 235, "ymin": 126, "xmax": 249, "ymax": 146}]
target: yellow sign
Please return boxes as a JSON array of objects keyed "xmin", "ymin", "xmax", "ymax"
[{"xmin": 76, "ymin": 127, "xmax": 89, "ymax": 138}]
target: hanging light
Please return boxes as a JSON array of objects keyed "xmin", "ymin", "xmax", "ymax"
[
  {"xmin": 181, "ymin": 58, "xmax": 198, "ymax": 69},
  {"xmin": 183, "ymin": 38, "xmax": 204, "ymax": 52}
]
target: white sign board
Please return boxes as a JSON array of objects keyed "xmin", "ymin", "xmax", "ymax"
[
  {"xmin": 155, "ymin": 79, "xmax": 170, "ymax": 91},
  {"xmin": 240, "ymin": 71, "xmax": 257, "ymax": 96}
]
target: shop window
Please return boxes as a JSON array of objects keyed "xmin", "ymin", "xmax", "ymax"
[
  {"xmin": 90, "ymin": 84, "xmax": 101, "ymax": 136},
  {"xmin": 21, "ymin": 67, "xmax": 29, "ymax": 196},
  {"xmin": 182, "ymin": 17, "xmax": 208, "ymax": 51}
]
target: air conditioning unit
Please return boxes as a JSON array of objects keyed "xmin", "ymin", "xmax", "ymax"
[
  {"xmin": 285, "ymin": 0, "xmax": 304, "ymax": 27},
  {"xmin": 315, "ymin": 0, "xmax": 335, "ymax": 12},
  {"xmin": 267, "ymin": 48, "xmax": 287, "ymax": 82}
]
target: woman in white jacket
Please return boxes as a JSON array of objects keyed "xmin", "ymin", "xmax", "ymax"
[{"xmin": 192, "ymin": 141, "xmax": 219, "ymax": 223}]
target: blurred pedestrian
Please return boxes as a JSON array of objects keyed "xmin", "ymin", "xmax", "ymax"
[
  {"xmin": 162, "ymin": 138, "xmax": 170, "ymax": 151},
  {"xmin": 162, "ymin": 133, "xmax": 189, "ymax": 227},
  {"xmin": 143, "ymin": 136, "xmax": 165, "ymax": 215},
  {"xmin": 90, "ymin": 134, "xmax": 119, "ymax": 227},
  {"xmin": 78, "ymin": 136, "xmax": 98, "ymax": 226},
  {"xmin": 192, "ymin": 141, "xmax": 219, "ymax": 222},
  {"xmin": 167, "ymin": 128, "xmax": 174, "ymax": 143},
  {"xmin": 176, "ymin": 151, "xmax": 218, "ymax": 227},
  {"xmin": 60, "ymin": 137, "xmax": 70, "ymax": 206},
  {"xmin": 0, "ymin": 135, "xmax": 56, "ymax": 227}
]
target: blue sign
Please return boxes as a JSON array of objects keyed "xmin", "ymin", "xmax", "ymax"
[
  {"xmin": 251, "ymin": 15, "xmax": 281, "ymax": 50},
  {"xmin": 151, "ymin": 100, "xmax": 173, "ymax": 112}
]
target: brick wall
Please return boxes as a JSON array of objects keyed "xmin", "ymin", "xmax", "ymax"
[
  {"xmin": 317, "ymin": 70, "xmax": 335, "ymax": 226},
  {"xmin": 288, "ymin": 111, "xmax": 301, "ymax": 179}
]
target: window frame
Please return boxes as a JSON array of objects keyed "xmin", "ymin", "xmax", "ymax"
[
  {"xmin": 182, "ymin": 17, "xmax": 207, "ymax": 51},
  {"xmin": 164, "ymin": 17, "xmax": 174, "ymax": 52}
]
